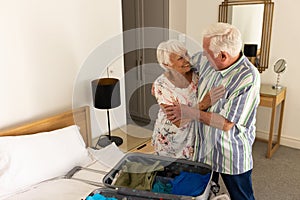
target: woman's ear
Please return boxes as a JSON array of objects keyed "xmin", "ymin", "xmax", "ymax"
[{"xmin": 163, "ymin": 62, "xmax": 172, "ymax": 70}]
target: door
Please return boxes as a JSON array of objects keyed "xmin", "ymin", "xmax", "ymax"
[{"xmin": 122, "ymin": 0, "xmax": 169, "ymax": 129}]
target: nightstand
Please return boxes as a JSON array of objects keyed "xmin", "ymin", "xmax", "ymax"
[
  {"xmin": 109, "ymin": 124, "xmax": 154, "ymax": 154},
  {"xmin": 257, "ymin": 84, "xmax": 286, "ymax": 158}
]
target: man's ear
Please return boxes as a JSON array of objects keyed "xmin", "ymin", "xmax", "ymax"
[{"xmin": 220, "ymin": 51, "xmax": 228, "ymax": 62}]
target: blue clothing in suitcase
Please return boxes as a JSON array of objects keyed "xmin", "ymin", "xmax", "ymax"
[{"xmin": 171, "ymin": 171, "xmax": 210, "ymax": 196}]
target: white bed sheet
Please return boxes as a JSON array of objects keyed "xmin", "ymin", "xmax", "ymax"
[
  {"xmin": 4, "ymin": 179, "xmax": 98, "ymax": 200},
  {"xmin": 2, "ymin": 143, "xmax": 125, "ymax": 200}
]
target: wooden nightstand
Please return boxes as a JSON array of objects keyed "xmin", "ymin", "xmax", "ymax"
[
  {"xmin": 110, "ymin": 124, "xmax": 154, "ymax": 154},
  {"xmin": 257, "ymin": 84, "xmax": 286, "ymax": 158},
  {"xmin": 128, "ymin": 140, "xmax": 154, "ymax": 154}
]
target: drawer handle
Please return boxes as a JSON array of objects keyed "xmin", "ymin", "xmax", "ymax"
[{"xmin": 136, "ymin": 143, "xmax": 147, "ymax": 150}]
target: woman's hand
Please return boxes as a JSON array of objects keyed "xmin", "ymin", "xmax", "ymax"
[
  {"xmin": 163, "ymin": 103, "xmax": 195, "ymax": 127},
  {"xmin": 199, "ymin": 85, "xmax": 225, "ymax": 111}
]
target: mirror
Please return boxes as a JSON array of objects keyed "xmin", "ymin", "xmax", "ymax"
[
  {"xmin": 274, "ymin": 59, "xmax": 287, "ymax": 73},
  {"xmin": 272, "ymin": 59, "xmax": 287, "ymax": 90},
  {"xmin": 219, "ymin": 0, "xmax": 274, "ymax": 73}
]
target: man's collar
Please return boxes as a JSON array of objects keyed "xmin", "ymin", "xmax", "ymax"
[{"xmin": 219, "ymin": 52, "xmax": 244, "ymax": 77}]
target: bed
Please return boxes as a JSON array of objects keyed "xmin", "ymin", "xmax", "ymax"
[
  {"xmin": 0, "ymin": 106, "xmax": 231, "ymax": 200},
  {"xmin": 0, "ymin": 106, "xmax": 124, "ymax": 200}
]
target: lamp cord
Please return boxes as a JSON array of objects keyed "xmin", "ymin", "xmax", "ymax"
[{"xmin": 107, "ymin": 109, "xmax": 111, "ymax": 140}]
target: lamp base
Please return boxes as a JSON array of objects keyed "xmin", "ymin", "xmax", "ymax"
[
  {"xmin": 272, "ymin": 85, "xmax": 282, "ymax": 90},
  {"xmin": 96, "ymin": 135, "xmax": 123, "ymax": 148}
]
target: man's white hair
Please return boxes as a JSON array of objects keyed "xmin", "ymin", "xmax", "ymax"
[
  {"xmin": 156, "ymin": 39, "xmax": 186, "ymax": 70},
  {"xmin": 202, "ymin": 22, "xmax": 242, "ymax": 58}
]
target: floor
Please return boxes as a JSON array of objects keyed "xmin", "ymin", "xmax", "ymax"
[{"xmin": 217, "ymin": 141, "xmax": 300, "ymax": 200}]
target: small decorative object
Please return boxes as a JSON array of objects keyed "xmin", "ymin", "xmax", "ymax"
[
  {"xmin": 91, "ymin": 78, "xmax": 123, "ymax": 148},
  {"xmin": 272, "ymin": 59, "xmax": 287, "ymax": 90}
]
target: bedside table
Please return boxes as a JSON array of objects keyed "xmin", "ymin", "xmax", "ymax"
[
  {"xmin": 257, "ymin": 84, "xmax": 287, "ymax": 158},
  {"xmin": 110, "ymin": 124, "xmax": 154, "ymax": 154}
]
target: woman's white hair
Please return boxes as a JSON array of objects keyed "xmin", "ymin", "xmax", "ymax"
[
  {"xmin": 156, "ymin": 39, "xmax": 186, "ymax": 70},
  {"xmin": 202, "ymin": 22, "xmax": 242, "ymax": 58}
]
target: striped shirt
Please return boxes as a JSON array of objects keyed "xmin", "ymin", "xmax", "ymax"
[{"xmin": 191, "ymin": 52, "xmax": 260, "ymax": 175}]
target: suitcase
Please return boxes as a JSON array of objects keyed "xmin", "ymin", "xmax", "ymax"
[{"xmin": 86, "ymin": 152, "xmax": 213, "ymax": 200}]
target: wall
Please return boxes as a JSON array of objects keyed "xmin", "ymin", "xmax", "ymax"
[
  {"xmin": 259, "ymin": 0, "xmax": 300, "ymax": 148},
  {"xmin": 169, "ymin": 0, "xmax": 186, "ymax": 34},
  {"xmin": 0, "ymin": 0, "xmax": 126, "ymax": 139},
  {"xmin": 186, "ymin": 0, "xmax": 300, "ymax": 149},
  {"xmin": 187, "ymin": 0, "xmax": 220, "ymax": 45}
]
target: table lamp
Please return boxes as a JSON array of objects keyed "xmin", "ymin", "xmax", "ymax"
[
  {"xmin": 91, "ymin": 78, "xmax": 123, "ymax": 148},
  {"xmin": 244, "ymin": 44, "xmax": 258, "ymax": 65}
]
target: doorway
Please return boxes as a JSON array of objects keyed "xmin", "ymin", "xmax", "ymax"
[{"xmin": 122, "ymin": 0, "xmax": 169, "ymax": 130}]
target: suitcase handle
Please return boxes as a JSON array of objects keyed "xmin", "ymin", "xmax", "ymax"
[{"xmin": 116, "ymin": 187, "xmax": 187, "ymax": 200}]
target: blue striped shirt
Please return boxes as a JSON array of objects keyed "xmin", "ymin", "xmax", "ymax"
[{"xmin": 191, "ymin": 52, "xmax": 260, "ymax": 175}]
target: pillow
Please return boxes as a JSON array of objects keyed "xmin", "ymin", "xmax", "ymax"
[{"xmin": 0, "ymin": 125, "xmax": 92, "ymax": 198}]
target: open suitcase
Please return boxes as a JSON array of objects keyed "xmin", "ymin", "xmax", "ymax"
[{"xmin": 85, "ymin": 152, "xmax": 228, "ymax": 200}]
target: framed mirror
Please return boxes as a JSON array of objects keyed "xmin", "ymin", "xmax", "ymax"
[{"xmin": 219, "ymin": 0, "xmax": 274, "ymax": 73}]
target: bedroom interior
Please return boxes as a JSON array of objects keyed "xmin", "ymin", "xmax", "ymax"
[{"xmin": 1, "ymin": 0, "xmax": 300, "ymax": 199}]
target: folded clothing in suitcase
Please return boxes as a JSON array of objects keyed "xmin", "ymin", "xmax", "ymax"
[{"xmin": 86, "ymin": 153, "xmax": 212, "ymax": 200}]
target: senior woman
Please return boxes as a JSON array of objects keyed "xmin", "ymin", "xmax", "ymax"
[{"xmin": 151, "ymin": 39, "xmax": 224, "ymax": 160}]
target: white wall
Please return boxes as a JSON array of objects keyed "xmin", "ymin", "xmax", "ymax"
[
  {"xmin": 258, "ymin": 0, "xmax": 300, "ymax": 148},
  {"xmin": 0, "ymin": 0, "xmax": 126, "ymax": 139},
  {"xmin": 187, "ymin": 0, "xmax": 220, "ymax": 45},
  {"xmin": 169, "ymin": 0, "xmax": 186, "ymax": 34},
  {"xmin": 186, "ymin": 0, "xmax": 300, "ymax": 149}
]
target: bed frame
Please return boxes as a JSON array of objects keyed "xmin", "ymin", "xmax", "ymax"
[{"xmin": 0, "ymin": 106, "xmax": 92, "ymax": 147}]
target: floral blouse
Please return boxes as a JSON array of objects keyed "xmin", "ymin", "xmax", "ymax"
[{"xmin": 152, "ymin": 73, "xmax": 198, "ymax": 160}]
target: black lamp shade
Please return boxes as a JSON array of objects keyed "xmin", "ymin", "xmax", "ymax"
[
  {"xmin": 244, "ymin": 44, "xmax": 258, "ymax": 57},
  {"xmin": 91, "ymin": 78, "xmax": 121, "ymax": 109}
]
